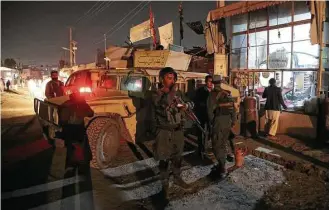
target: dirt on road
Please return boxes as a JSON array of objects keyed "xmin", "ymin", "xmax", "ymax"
[{"xmin": 255, "ymin": 169, "xmax": 329, "ymax": 210}]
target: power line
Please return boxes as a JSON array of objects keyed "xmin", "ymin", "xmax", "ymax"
[
  {"xmin": 94, "ymin": 1, "xmax": 150, "ymax": 45},
  {"xmin": 104, "ymin": 1, "xmax": 146, "ymax": 35},
  {"xmin": 90, "ymin": 1, "xmax": 114, "ymax": 19},
  {"xmin": 86, "ymin": 1, "xmax": 109, "ymax": 19},
  {"xmin": 107, "ymin": 2, "xmax": 150, "ymax": 38},
  {"xmin": 75, "ymin": 0, "xmax": 101, "ymax": 24},
  {"xmin": 93, "ymin": 1, "xmax": 148, "ymax": 44},
  {"xmin": 76, "ymin": 1, "xmax": 113, "ymax": 26}
]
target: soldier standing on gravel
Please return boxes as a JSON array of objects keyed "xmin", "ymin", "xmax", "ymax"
[
  {"xmin": 207, "ymin": 78, "xmax": 237, "ymax": 179},
  {"xmin": 152, "ymin": 67, "xmax": 192, "ymax": 200}
]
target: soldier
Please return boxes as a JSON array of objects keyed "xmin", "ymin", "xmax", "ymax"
[
  {"xmin": 207, "ymin": 78, "xmax": 237, "ymax": 179},
  {"xmin": 152, "ymin": 67, "xmax": 192, "ymax": 200},
  {"xmin": 45, "ymin": 70, "xmax": 64, "ymax": 99},
  {"xmin": 194, "ymin": 75, "xmax": 213, "ymax": 157},
  {"xmin": 60, "ymin": 91, "xmax": 94, "ymax": 169},
  {"xmin": 51, "ymin": 90, "xmax": 94, "ymax": 177}
]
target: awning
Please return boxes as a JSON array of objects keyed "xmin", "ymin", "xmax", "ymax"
[{"xmin": 207, "ymin": 1, "xmax": 288, "ymax": 22}]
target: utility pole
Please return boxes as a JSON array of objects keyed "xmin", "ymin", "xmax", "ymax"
[
  {"xmin": 69, "ymin": 27, "xmax": 73, "ymax": 67},
  {"xmin": 72, "ymin": 40, "xmax": 77, "ymax": 66},
  {"xmin": 67, "ymin": 27, "xmax": 78, "ymax": 67},
  {"xmin": 104, "ymin": 34, "xmax": 107, "ymax": 52},
  {"xmin": 179, "ymin": 2, "xmax": 184, "ymax": 46}
]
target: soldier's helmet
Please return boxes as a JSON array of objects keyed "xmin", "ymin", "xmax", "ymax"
[{"xmin": 159, "ymin": 67, "xmax": 177, "ymax": 83}]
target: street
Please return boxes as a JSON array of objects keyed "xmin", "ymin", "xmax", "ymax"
[{"xmin": 1, "ymin": 89, "xmax": 329, "ymax": 210}]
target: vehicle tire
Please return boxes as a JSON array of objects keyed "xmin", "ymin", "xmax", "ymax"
[{"xmin": 86, "ymin": 118, "xmax": 120, "ymax": 169}]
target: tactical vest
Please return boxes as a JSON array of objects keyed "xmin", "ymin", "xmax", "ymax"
[
  {"xmin": 154, "ymin": 90, "xmax": 185, "ymax": 128},
  {"xmin": 211, "ymin": 90, "xmax": 235, "ymax": 116}
]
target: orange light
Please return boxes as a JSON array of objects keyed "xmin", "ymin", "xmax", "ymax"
[{"xmin": 79, "ymin": 87, "xmax": 92, "ymax": 93}]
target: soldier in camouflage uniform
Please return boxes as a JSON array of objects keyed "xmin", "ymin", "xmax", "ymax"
[
  {"xmin": 207, "ymin": 79, "xmax": 237, "ymax": 179},
  {"xmin": 152, "ymin": 67, "xmax": 192, "ymax": 199}
]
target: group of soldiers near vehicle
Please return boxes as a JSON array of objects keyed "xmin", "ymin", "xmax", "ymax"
[{"xmin": 44, "ymin": 67, "xmax": 284, "ymax": 203}]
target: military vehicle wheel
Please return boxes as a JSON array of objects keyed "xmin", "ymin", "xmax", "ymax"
[{"xmin": 87, "ymin": 118, "xmax": 120, "ymax": 169}]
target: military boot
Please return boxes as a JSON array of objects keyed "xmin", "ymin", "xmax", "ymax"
[
  {"xmin": 171, "ymin": 157, "xmax": 191, "ymax": 190},
  {"xmin": 208, "ymin": 163, "xmax": 227, "ymax": 181},
  {"xmin": 161, "ymin": 179, "xmax": 170, "ymax": 201}
]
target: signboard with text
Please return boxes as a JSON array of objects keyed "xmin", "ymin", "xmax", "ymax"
[
  {"xmin": 214, "ymin": 53, "xmax": 227, "ymax": 77},
  {"xmin": 134, "ymin": 50, "xmax": 169, "ymax": 68},
  {"xmin": 134, "ymin": 50, "xmax": 191, "ymax": 71}
]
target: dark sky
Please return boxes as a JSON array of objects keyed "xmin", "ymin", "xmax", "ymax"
[{"xmin": 1, "ymin": 1, "xmax": 215, "ymax": 66}]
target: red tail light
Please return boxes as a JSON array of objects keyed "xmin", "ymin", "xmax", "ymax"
[{"xmin": 79, "ymin": 87, "xmax": 92, "ymax": 93}]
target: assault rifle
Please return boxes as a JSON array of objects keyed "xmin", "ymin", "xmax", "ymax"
[{"xmin": 171, "ymin": 96, "xmax": 209, "ymax": 159}]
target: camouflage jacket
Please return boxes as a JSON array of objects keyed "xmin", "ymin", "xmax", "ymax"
[
  {"xmin": 152, "ymin": 85, "xmax": 191, "ymax": 128},
  {"xmin": 207, "ymin": 87, "xmax": 237, "ymax": 124}
]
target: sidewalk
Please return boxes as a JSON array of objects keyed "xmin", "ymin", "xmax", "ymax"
[{"xmin": 233, "ymin": 134, "xmax": 329, "ymax": 180}]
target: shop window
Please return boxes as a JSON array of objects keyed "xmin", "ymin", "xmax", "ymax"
[
  {"xmin": 282, "ymin": 71, "xmax": 317, "ymax": 108},
  {"xmin": 231, "ymin": 48, "xmax": 247, "ymax": 69},
  {"xmin": 294, "ymin": 1, "xmax": 311, "ymax": 22},
  {"xmin": 269, "ymin": 3, "xmax": 292, "ymax": 26},
  {"xmin": 269, "ymin": 27, "xmax": 292, "ymax": 44},
  {"xmin": 229, "ymin": 2, "xmax": 319, "ymax": 110},
  {"xmin": 293, "ymin": 24, "xmax": 310, "ymax": 41},
  {"xmin": 292, "ymin": 40, "xmax": 319, "ymax": 68},
  {"xmin": 268, "ymin": 43, "xmax": 291, "ymax": 69},
  {"xmin": 232, "ymin": 34, "xmax": 247, "ymax": 48},
  {"xmin": 249, "ymin": 10, "xmax": 267, "ymax": 29},
  {"xmin": 232, "ymin": 14, "xmax": 248, "ymax": 33},
  {"xmin": 248, "ymin": 46, "xmax": 267, "ymax": 69},
  {"xmin": 249, "ymin": 31, "xmax": 267, "ymax": 46}
]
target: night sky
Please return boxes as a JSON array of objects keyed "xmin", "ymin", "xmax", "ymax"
[{"xmin": 1, "ymin": 1, "xmax": 215, "ymax": 66}]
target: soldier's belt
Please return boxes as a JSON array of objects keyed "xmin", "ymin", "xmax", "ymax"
[
  {"xmin": 156, "ymin": 125, "xmax": 182, "ymax": 131},
  {"xmin": 218, "ymin": 102, "xmax": 234, "ymax": 107}
]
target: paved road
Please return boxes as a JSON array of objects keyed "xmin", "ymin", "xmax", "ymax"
[{"xmin": 1, "ymin": 90, "xmax": 287, "ymax": 210}]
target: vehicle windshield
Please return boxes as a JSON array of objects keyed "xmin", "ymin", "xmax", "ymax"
[
  {"xmin": 120, "ymin": 76, "xmax": 145, "ymax": 92},
  {"xmin": 99, "ymin": 75, "xmax": 117, "ymax": 90}
]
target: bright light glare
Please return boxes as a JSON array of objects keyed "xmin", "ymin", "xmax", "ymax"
[{"xmin": 79, "ymin": 87, "xmax": 92, "ymax": 93}]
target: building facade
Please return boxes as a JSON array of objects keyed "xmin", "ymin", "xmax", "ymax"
[{"xmin": 208, "ymin": 1, "xmax": 329, "ymax": 109}]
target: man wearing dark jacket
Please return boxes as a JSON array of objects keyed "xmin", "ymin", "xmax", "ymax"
[
  {"xmin": 194, "ymin": 75, "xmax": 213, "ymax": 157},
  {"xmin": 45, "ymin": 71, "xmax": 64, "ymax": 99},
  {"xmin": 262, "ymin": 78, "xmax": 287, "ymax": 140}
]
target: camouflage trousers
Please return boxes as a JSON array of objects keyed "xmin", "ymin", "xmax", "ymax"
[{"xmin": 154, "ymin": 127, "xmax": 185, "ymax": 180}]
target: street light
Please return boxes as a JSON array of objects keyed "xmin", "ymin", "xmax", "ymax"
[{"xmin": 62, "ymin": 47, "xmax": 71, "ymax": 52}]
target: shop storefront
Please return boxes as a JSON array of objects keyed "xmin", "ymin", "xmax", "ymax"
[{"xmin": 207, "ymin": 1, "xmax": 328, "ymax": 139}]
